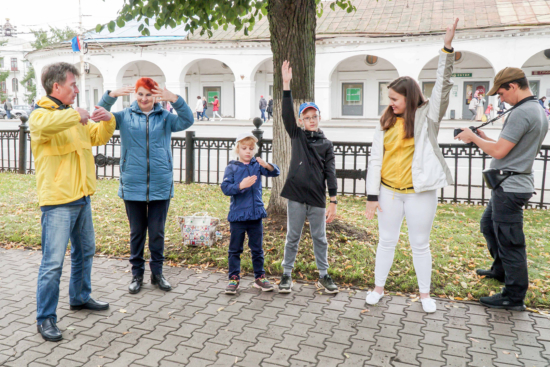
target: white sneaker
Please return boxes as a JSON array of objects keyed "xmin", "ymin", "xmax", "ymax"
[
  {"xmin": 366, "ymin": 290, "xmax": 384, "ymax": 305},
  {"xmin": 421, "ymin": 297, "xmax": 437, "ymax": 313}
]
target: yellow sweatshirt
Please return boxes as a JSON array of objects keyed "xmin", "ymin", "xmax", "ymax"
[{"xmin": 380, "ymin": 117, "xmax": 415, "ymax": 193}]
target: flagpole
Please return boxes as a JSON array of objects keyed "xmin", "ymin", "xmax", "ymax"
[{"xmin": 79, "ymin": 0, "xmax": 87, "ymax": 111}]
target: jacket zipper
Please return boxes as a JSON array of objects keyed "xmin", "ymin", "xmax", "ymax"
[
  {"xmin": 250, "ymin": 164, "xmax": 255, "ymax": 214},
  {"xmin": 146, "ymin": 114, "xmax": 150, "ymax": 203}
]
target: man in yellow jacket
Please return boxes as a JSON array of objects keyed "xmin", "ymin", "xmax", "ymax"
[{"xmin": 31, "ymin": 62, "xmax": 116, "ymax": 342}]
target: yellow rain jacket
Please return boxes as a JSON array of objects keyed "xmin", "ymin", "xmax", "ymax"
[{"xmin": 29, "ymin": 96, "xmax": 116, "ymax": 206}]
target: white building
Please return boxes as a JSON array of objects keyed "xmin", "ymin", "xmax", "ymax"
[
  {"xmin": 26, "ymin": 0, "xmax": 550, "ymax": 120},
  {"xmin": 0, "ymin": 19, "xmax": 33, "ymax": 106}
]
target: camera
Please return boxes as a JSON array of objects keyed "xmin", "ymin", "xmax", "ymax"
[{"xmin": 453, "ymin": 126, "xmax": 479, "ymax": 146}]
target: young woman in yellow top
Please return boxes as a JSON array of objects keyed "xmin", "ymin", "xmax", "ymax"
[{"xmin": 364, "ymin": 18, "xmax": 459, "ymax": 313}]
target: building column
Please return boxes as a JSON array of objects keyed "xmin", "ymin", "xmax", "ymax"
[
  {"xmin": 234, "ymin": 80, "xmax": 255, "ymax": 120},
  {"xmin": 315, "ymin": 80, "xmax": 332, "ymax": 120}
]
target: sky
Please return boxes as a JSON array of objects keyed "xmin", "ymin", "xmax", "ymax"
[{"xmin": 3, "ymin": 0, "xmax": 125, "ymax": 41}]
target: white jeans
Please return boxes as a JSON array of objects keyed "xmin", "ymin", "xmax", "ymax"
[
  {"xmin": 213, "ymin": 111, "xmax": 222, "ymax": 119},
  {"xmin": 374, "ymin": 186, "xmax": 438, "ymax": 293}
]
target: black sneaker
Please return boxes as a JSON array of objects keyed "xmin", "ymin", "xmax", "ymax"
[
  {"xmin": 278, "ymin": 274, "xmax": 292, "ymax": 293},
  {"xmin": 225, "ymin": 276, "xmax": 239, "ymax": 295},
  {"xmin": 317, "ymin": 274, "xmax": 339, "ymax": 294},
  {"xmin": 479, "ymin": 292, "xmax": 526, "ymax": 311},
  {"xmin": 476, "ymin": 269, "xmax": 505, "ymax": 282}
]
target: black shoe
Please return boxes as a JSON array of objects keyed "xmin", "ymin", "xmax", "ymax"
[
  {"xmin": 479, "ymin": 292, "xmax": 526, "ymax": 311},
  {"xmin": 70, "ymin": 298, "xmax": 110, "ymax": 311},
  {"xmin": 37, "ymin": 318, "xmax": 63, "ymax": 342},
  {"xmin": 151, "ymin": 273, "xmax": 172, "ymax": 292},
  {"xmin": 476, "ymin": 269, "xmax": 505, "ymax": 282},
  {"xmin": 129, "ymin": 275, "xmax": 144, "ymax": 294},
  {"xmin": 317, "ymin": 274, "xmax": 339, "ymax": 294},
  {"xmin": 278, "ymin": 274, "xmax": 292, "ymax": 293}
]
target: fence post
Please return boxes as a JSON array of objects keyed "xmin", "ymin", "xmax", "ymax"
[
  {"xmin": 252, "ymin": 117, "xmax": 264, "ymax": 156},
  {"xmin": 18, "ymin": 116, "xmax": 29, "ymax": 174},
  {"xmin": 185, "ymin": 131, "xmax": 195, "ymax": 184}
]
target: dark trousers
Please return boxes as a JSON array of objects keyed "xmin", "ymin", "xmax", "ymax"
[
  {"xmin": 480, "ymin": 187, "xmax": 532, "ymax": 302},
  {"xmin": 228, "ymin": 219, "xmax": 264, "ymax": 280},
  {"xmin": 124, "ymin": 199, "xmax": 171, "ymax": 277}
]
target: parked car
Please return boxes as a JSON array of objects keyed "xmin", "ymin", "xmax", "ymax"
[
  {"xmin": 13, "ymin": 105, "xmax": 32, "ymax": 118},
  {"xmin": 0, "ymin": 107, "xmax": 6, "ymax": 119}
]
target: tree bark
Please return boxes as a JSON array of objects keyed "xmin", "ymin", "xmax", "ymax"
[{"xmin": 267, "ymin": 0, "xmax": 316, "ymax": 215}]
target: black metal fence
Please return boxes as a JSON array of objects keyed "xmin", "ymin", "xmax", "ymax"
[{"xmin": 2, "ymin": 127, "xmax": 549, "ymax": 209}]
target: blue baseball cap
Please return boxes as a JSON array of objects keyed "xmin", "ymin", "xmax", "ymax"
[{"xmin": 299, "ymin": 102, "xmax": 320, "ymax": 116}]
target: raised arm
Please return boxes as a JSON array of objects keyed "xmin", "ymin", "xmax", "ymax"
[
  {"xmin": 427, "ymin": 18, "xmax": 459, "ymax": 127},
  {"xmin": 98, "ymin": 87, "xmax": 133, "ymax": 130},
  {"xmin": 282, "ymin": 60, "xmax": 300, "ymax": 138},
  {"xmin": 29, "ymin": 108, "xmax": 82, "ymax": 144},
  {"xmin": 152, "ymin": 87, "xmax": 194, "ymax": 132},
  {"xmin": 88, "ymin": 107, "xmax": 117, "ymax": 146}
]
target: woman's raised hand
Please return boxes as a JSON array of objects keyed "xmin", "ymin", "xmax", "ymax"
[
  {"xmin": 444, "ymin": 18, "xmax": 459, "ymax": 49},
  {"xmin": 282, "ymin": 60, "xmax": 292, "ymax": 90},
  {"xmin": 152, "ymin": 86, "xmax": 178, "ymax": 104},
  {"xmin": 109, "ymin": 86, "xmax": 134, "ymax": 98}
]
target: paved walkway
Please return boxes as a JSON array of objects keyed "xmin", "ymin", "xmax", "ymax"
[{"xmin": 0, "ymin": 249, "xmax": 549, "ymax": 367}]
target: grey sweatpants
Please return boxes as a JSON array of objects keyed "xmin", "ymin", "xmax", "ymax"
[{"xmin": 282, "ymin": 200, "xmax": 329, "ymax": 274}]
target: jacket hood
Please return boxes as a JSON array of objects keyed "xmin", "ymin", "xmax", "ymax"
[
  {"xmin": 36, "ymin": 96, "xmax": 70, "ymax": 110},
  {"xmin": 130, "ymin": 100, "xmax": 162, "ymax": 114}
]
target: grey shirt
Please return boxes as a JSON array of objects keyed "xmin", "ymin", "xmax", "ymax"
[{"xmin": 490, "ymin": 98, "xmax": 548, "ymax": 193}]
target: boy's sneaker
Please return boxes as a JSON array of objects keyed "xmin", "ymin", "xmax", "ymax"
[
  {"xmin": 317, "ymin": 274, "xmax": 339, "ymax": 294},
  {"xmin": 254, "ymin": 275, "xmax": 274, "ymax": 292},
  {"xmin": 479, "ymin": 292, "xmax": 526, "ymax": 311},
  {"xmin": 279, "ymin": 274, "xmax": 293, "ymax": 293},
  {"xmin": 225, "ymin": 276, "xmax": 239, "ymax": 295}
]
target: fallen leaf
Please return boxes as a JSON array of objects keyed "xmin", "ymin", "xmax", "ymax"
[
  {"xmin": 122, "ymin": 332, "xmax": 130, "ymax": 335},
  {"xmin": 119, "ymin": 309, "xmax": 127, "ymax": 313},
  {"xmin": 67, "ymin": 327, "xmax": 75, "ymax": 330},
  {"xmin": 514, "ymin": 353, "xmax": 519, "ymax": 358},
  {"xmin": 361, "ymin": 309, "xmax": 370, "ymax": 313},
  {"xmin": 217, "ymin": 307, "xmax": 225, "ymax": 312},
  {"xmin": 503, "ymin": 351, "xmax": 510, "ymax": 355},
  {"xmin": 344, "ymin": 353, "xmax": 350, "ymax": 358},
  {"xmin": 469, "ymin": 338, "xmax": 479, "ymax": 343}
]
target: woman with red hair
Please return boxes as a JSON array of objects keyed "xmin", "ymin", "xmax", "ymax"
[{"xmin": 98, "ymin": 77, "xmax": 194, "ymax": 294}]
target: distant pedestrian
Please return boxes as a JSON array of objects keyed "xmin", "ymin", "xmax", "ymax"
[
  {"xmin": 259, "ymin": 95, "xmax": 267, "ymax": 122},
  {"xmin": 202, "ymin": 96, "xmax": 209, "ymax": 121},
  {"xmin": 267, "ymin": 96, "xmax": 273, "ymax": 121},
  {"xmin": 212, "ymin": 95, "xmax": 222, "ymax": 121},
  {"xmin": 195, "ymin": 95, "xmax": 203, "ymax": 120},
  {"xmin": 4, "ymin": 99, "xmax": 12, "ymax": 119}
]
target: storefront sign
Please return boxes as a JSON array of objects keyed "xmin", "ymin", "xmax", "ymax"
[
  {"xmin": 207, "ymin": 91, "xmax": 219, "ymax": 103},
  {"xmin": 532, "ymin": 71, "xmax": 550, "ymax": 75},
  {"xmin": 346, "ymin": 88, "xmax": 361, "ymax": 102},
  {"xmin": 452, "ymin": 73, "xmax": 472, "ymax": 77}
]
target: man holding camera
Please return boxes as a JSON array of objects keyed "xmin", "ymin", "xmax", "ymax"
[{"xmin": 456, "ymin": 68, "xmax": 548, "ymax": 311}]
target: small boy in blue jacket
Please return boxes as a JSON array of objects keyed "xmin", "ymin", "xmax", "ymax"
[{"xmin": 221, "ymin": 133, "xmax": 280, "ymax": 294}]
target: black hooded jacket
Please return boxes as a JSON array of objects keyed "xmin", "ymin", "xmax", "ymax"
[{"xmin": 280, "ymin": 90, "xmax": 337, "ymax": 208}]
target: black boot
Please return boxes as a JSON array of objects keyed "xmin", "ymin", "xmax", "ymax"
[
  {"xmin": 476, "ymin": 269, "xmax": 505, "ymax": 282},
  {"xmin": 151, "ymin": 273, "xmax": 172, "ymax": 292},
  {"xmin": 37, "ymin": 318, "xmax": 63, "ymax": 342},
  {"xmin": 129, "ymin": 275, "xmax": 144, "ymax": 294}
]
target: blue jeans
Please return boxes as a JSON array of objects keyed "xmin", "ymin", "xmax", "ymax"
[
  {"xmin": 260, "ymin": 109, "xmax": 266, "ymax": 122},
  {"xmin": 228, "ymin": 219, "xmax": 264, "ymax": 279},
  {"xmin": 6, "ymin": 110, "xmax": 11, "ymax": 119},
  {"xmin": 36, "ymin": 202, "xmax": 96, "ymax": 324}
]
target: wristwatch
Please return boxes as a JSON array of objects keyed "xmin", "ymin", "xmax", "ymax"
[{"xmin": 330, "ymin": 200, "xmax": 338, "ymax": 205}]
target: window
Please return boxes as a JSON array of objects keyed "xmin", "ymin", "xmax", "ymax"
[
  {"xmin": 11, "ymin": 58, "xmax": 17, "ymax": 71},
  {"xmin": 379, "ymin": 82, "xmax": 390, "ymax": 115},
  {"xmin": 0, "ymin": 81, "xmax": 6, "ymax": 91},
  {"xmin": 12, "ymin": 78, "xmax": 18, "ymax": 92},
  {"xmin": 422, "ymin": 82, "xmax": 435, "ymax": 99},
  {"xmin": 342, "ymin": 82, "xmax": 364, "ymax": 116},
  {"xmin": 0, "ymin": 58, "xmax": 3, "ymax": 68},
  {"xmin": 269, "ymin": 85, "xmax": 273, "ymax": 98}
]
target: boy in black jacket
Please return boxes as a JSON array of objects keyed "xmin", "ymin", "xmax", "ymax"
[{"xmin": 279, "ymin": 61, "xmax": 339, "ymax": 294}]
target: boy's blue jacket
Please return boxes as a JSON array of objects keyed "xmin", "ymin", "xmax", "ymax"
[{"xmin": 221, "ymin": 157, "xmax": 280, "ymax": 222}]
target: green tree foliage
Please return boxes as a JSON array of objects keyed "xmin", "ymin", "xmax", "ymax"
[
  {"xmin": 96, "ymin": 0, "xmax": 354, "ymax": 37},
  {"xmin": 0, "ymin": 69, "xmax": 9, "ymax": 103},
  {"xmin": 31, "ymin": 26, "xmax": 78, "ymax": 50},
  {"xmin": 21, "ymin": 67, "xmax": 36, "ymax": 104}
]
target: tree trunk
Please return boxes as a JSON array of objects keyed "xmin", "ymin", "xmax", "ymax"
[{"xmin": 267, "ymin": 0, "xmax": 316, "ymax": 215}]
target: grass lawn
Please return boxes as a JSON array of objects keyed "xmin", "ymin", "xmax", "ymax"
[{"xmin": 1, "ymin": 172, "xmax": 550, "ymax": 308}]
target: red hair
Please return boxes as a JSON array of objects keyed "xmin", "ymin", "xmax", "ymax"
[{"xmin": 135, "ymin": 77, "xmax": 158, "ymax": 92}]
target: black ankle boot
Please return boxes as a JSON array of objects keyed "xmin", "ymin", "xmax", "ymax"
[
  {"xmin": 129, "ymin": 275, "xmax": 143, "ymax": 294},
  {"xmin": 151, "ymin": 273, "xmax": 172, "ymax": 292}
]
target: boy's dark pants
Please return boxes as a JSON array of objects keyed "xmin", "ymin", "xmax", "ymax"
[
  {"xmin": 480, "ymin": 187, "xmax": 532, "ymax": 303},
  {"xmin": 228, "ymin": 219, "xmax": 265, "ymax": 280}
]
